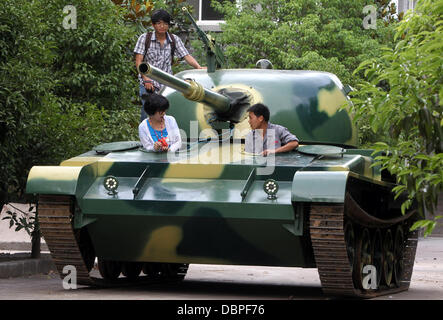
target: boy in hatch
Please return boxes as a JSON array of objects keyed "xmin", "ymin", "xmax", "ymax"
[{"xmin": 244, "ymin": 103, "xmax": 299, "ymax": 156}]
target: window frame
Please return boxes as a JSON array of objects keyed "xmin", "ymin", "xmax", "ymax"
[{"xmin": 195, "ymin": 0, "xmax": 241, "ymax": 31}]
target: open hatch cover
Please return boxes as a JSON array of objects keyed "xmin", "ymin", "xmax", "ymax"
[
  {"xmin": 93, "ymin": 141, "xmax": 141, "ymax": 154},
  {"xmin": 297, "ymin": 145, "xmax": 345, "ymax": 157}
]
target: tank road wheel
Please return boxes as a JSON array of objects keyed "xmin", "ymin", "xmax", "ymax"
[
  {"xmin": 393, "ymin": 226, "xmax": 405, "ymax": 286},
  {"xmin": 382, "ymin": 229, "xmax": 395, "ymax": 287},
  {"xmin": 121, "ymin": 262, "xmax": 143, "ymax": 280},
  {"xmin": 74, "ymin": 228, "xmax": 96, "ymax": 272},
  {"xmin": 142, "ymin": 262, "xmax": 162, "ymax": 278},
  {"xmin": 98, "ymin": 259, "xmax": 121, "ymax": 280},
  {"xmin": 344, "ymin": 220, "xmax": 356, "ymax": 268},
  {"xmin": 161, "ymin": 263, "xmax": 189, "ymax": 280},
  {"xmin": 371, "ymin": 229, "xmax": 383, "ymax": 289},
  {"xmin": 354, "ymin": 228, "xmax": 372, "ymax": 289}
]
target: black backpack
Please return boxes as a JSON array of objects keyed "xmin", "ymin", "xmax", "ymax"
[{"xmin": 144, "ymin": 32, "xmax": 176, "ymax": 64}]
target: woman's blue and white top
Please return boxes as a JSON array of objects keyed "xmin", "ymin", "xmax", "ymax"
[{"xmin": 138, "ymin": 115, "xmax": 182, "ymax": 152}]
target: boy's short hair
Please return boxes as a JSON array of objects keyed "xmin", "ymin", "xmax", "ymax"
[
  {"xmin": 247, "ymin": 103, "xmax": 270, "ymax": 122},
  {"xmin": 143, "ymin": 93, "xmax": 169, "ymax": 116},
  {"xmin": 151, "ymin": 9, "xmax": 171, "ymax": 25}
]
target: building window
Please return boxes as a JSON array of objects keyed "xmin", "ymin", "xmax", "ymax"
[
  {"xmin": 201, "ymin": 0, "xmax": 230, "ymax": 20},
  {"xmin": 397, "ymin": 0, "xmax": 416, "ymax": 13},
  {"xmin": 187, "ymin": 0, "xmax": 239, "ymax": 31}
]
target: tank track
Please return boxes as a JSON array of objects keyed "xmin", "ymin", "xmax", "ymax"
[
  {"xmin": 310, "ymin": 193, "xmax": 418, "ymax": 298},
  {"xmin": 38, "ymin": 195, "xmax": 188, "ymax": 287}
]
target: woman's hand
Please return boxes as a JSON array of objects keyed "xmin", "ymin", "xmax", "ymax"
[
  {"xmin": 154, "ymin": 141, "xmax": 169, "ymax": 152},
  {"xmin": 154, "ymin": 141, "xmax": 162, "ymax": 151}
]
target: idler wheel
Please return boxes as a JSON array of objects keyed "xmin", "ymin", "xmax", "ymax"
[
  {"xmin": 371, "ymin": 229, "xmax": 383, "ymax": 289},
  {"xmin": 122, "ymin": 262, "xmax": 143, "ymax": 280},
  {"xmin": 382, "ymin": 229, "xmax": 394, "ymax": 286},
  {"xmin": 393, "ymin": 226, "xmax": 405, "ymax": 286},
  {"xmin": 344, "ymin": 220, "xmax": 356, "ymax": 268},
  {"xmin": 98, "ymin": 259, "xmax": 121, "ymax": 280},
  {"xmin": 354, "ymin": 228, "xmax": 372, "ymax": 289}
]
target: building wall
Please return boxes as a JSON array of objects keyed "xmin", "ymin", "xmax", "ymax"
[{"xmin": 397, "ymin": 0, "xmax": 417, "ymax": 13}]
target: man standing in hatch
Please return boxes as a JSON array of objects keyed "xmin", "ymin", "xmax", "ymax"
[{"xmin": 134, "ymin": 9, "xmax": 204, "ymax": 121}]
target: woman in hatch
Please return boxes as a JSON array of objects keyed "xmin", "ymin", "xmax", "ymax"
[{"xmin": 138, "ymin": 93, "xmax": 182, "ymax": 152}]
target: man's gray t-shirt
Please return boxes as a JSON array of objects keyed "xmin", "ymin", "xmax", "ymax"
[{"xmin": 244, "ymin": 122, "xmax": 298, "ymax": 154}]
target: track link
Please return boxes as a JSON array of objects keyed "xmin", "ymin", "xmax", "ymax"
[
  {"xmin": 310, "ymin": 202, "xmax": 418, "ymax": 298},
  {"xmin": 38, "ymin": 195, "xmax": 188, "ymax": 287}
]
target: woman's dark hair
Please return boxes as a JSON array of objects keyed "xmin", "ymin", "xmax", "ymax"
[
  {"xmin": 247, "ymin": 103, "xmax": 270, "ymax": 122},
  {"xmin": 143, "ymin": 93, "xmax": 169, "ymax": 116},
  {"xmin": 151, "ymin": 9, "xmax": 171, "ymax": 24}
]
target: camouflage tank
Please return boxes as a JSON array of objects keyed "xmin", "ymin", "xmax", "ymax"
[{"xmin": 25, "ymin": 9, "xmax": 418, "ymax": 298}]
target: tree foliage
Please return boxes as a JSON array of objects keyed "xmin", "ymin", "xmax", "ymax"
[
  {"xmin": 213, "ymin": 0, "xmax": 397, "ymax": 86},
  {"xmin": 44, "ymin": 0, "xmax": 137, "ymax": 110},
  {"xmin": 349, "ymin": 0, "xmax": 443, "ymax": 236}
]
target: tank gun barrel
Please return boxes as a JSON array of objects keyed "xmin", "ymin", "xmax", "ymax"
[{"xmin": 138, "ymin": 62, "xmax": 231, "ymax": 114}]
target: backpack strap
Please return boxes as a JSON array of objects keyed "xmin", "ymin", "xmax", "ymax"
[
  {"xmin": 168, "ymin": 32, "xmax": 176, "ymax": 64},
  {"xmin": 143, "ymin": 32, "xmax": 152, "ymax": 62}
]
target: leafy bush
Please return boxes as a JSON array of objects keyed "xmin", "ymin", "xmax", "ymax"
[
  {"xmin": 43, "ymin": 0, "xmax": 138, "ymax": 111},
  {"xmin": 349, "ymin": 0, "xmax": 443, "ymax": 235},
  {"xmin": 0, "ymin": 0, "xmax": 56, "ymax": 206}
]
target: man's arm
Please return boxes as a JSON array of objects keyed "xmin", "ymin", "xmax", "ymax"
[
  {"xmin": 183, "ymin": 54, "xmax": 203, "ymax": 69},
  {"xmin": 262, "ymin": 124, "xmax": 299, "ymax": 156},
  {"xmin": 262, "ymin": 140, "xmax": 299, "ymax": 156},
  {"xmin": 135, "ymin": 53, "xmax": 155, "ymax": 92}
]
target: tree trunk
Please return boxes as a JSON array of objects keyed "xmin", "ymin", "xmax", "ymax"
[{"xmin": 31, "ymin": 228, "xmax": 41, "ymax": 259}]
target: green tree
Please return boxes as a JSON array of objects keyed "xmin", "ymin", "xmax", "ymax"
[
  {"xmin": 43, "ymin": 0, "xmax": 137, "ymax": 111},
  {"xmin": 0, "ymin": 0, "xmax": 56, "ymax": 209},
  {"xmin": 349, "ymin": 0, "xmax": 443, "ymax": 235},
  {"xmin": 213, "ymin": 0, "xmax": 397, "ymax": 86}
]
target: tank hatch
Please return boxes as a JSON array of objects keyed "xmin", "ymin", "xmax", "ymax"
[
  {"xmin": 297, "ymin": 145, "xmax": 345, "ymax": 157},
  {"xmin": 93, "ymin": 141, "xmax": 141, "ymax": 154}
]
